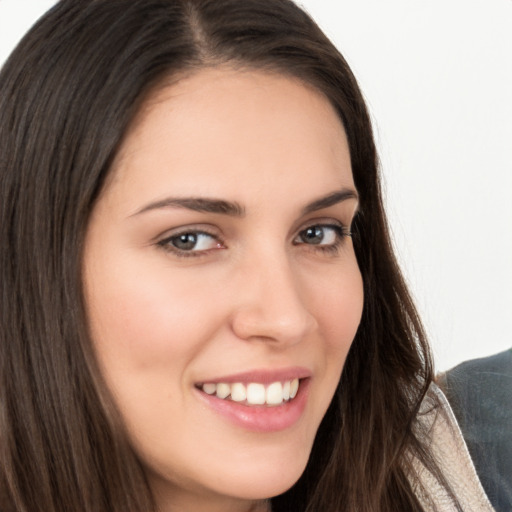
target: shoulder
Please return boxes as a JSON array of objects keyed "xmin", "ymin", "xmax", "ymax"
[
  {"xmin": 439, "ymin": 349, "xmax": 512, "ymax": 511},
  {"xmin": 440, "ymin": 347, "xmax": 512, "ymax": 430},
  {"xmin": 410, "ymin": 383, "xmax": 495, "ymax": 511},
  {"xmin": 443, "ymin": 348, "xmax": 512, "ymax": 394}
]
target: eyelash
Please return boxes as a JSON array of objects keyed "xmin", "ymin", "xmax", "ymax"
[
  {"xmin": 157, "ymin": 227, "xmax": 222, "ymax": 258},
  {"xmin": 293, "ymin": 224, "xmax": 351, "ymax": 255},
  {"xmin": 156, "ymin": 223, "xmax": 351, "ymax": 258}
]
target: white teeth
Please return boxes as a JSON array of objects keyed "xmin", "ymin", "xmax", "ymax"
[
  {"xmin": 202, "ymin": 383, "xmax": 217, "ymax": 395},
  {"xmin": 216, "ymin": 383, "xmax": 231, "ymax": 399},
  {"xmin": 283, "ymin": 380, "xmax": 291, "ymax": 401},
  {"xmin": 266, "ymin": 382, "xmax": 284, "ymax": 405},
  {"xmin": 200, "ymin": 378, "xmax": 301, "ymax": 406},
  {"xmin": 246, "ymin": 383, "xmax": 266, "ymax": 405},
  {"xmin": 231, "ymin": 383, "xmax": 246, "ymax": 402},
  {"xmin": 290, "ymin": 378, "xmax": 299, "ymax": 399}
]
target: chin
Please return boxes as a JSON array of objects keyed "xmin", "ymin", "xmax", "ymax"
[
  {"xmin": 212, "ymin": 444, "xmax": 311, "ymax": 501},
  {"xmin": 147, "ymin": 439, "xmax": 312, "ymax": 507}
]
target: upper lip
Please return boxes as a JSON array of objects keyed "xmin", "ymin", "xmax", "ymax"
[{"xmin": 196, "ymin": 366, "xmax": 312, "ymax": 385}]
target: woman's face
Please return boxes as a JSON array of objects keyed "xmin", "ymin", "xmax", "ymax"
[{"xmin": 83, "ymin": 68, "xmax": 363, "ymax": 512}]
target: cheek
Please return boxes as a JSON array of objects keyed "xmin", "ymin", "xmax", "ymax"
[
  {"xmin": 84, "ymin": 253, "xmax": 223, "ymax": 388},
  {"xmin": 312, "ymin": 262, "xmax": 364, "ymax": 353},
  {"xmin": 302, "ymin": 259, "xmax": 364, "ymax": 411},
  {"xmin": 319, "ymin": 267, "xmax": 363, "ymax": 384}
]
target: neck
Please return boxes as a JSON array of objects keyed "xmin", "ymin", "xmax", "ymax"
[
  {"xmin": 251, "ymin": 500, "xmax": 271, "ymax": 512},
  {"xmin": 154, "ymin": 490, "xmax": 271, "ymax": 512}
]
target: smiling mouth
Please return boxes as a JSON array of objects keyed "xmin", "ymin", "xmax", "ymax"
[{"xmin": 197, "ymin": 379, "xmax": 300, "ymax": 407}]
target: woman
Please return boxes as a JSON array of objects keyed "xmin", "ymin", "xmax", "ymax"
[{"xmin": 0, "ymin": 1, "xmax": 493, "ymax": 511}]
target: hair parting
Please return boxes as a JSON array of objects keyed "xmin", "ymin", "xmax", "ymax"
[{"xmin": 1, "ymin": 1, "xmax": 458, "ymax": 510}]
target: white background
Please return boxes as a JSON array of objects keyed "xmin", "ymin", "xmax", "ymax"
[{"xmin": 1, "ymin": 0, "xmax": 510, "ymax": 372}]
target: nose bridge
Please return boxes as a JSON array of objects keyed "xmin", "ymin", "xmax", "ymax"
[{"xmin": 230, "ymin": 246, "xmax": 317, "ymax": 345}]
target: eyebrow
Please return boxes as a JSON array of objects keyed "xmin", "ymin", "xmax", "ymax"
[
  {"xmin": 301, "ymin": 189, "xmax": 359, "ymax": 215},
  {"xmin": 131, "ymin": 188, "xmax": 358, "ymax": 218},
  {"xmin": 132, "ymin": 197, "xmax": 246, "ymax": 217}
]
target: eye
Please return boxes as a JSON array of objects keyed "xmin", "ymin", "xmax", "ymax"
[
  {"xmin": 293, "ymin": 223, "xmax": 350, "ymax": 252},
  {"xmin": 158, "ymin": 230, "xmax": 224, "ymax": 256},
  {"xmin": 297, "ymin": 225, "xmax": 336, "ymax": 245}
]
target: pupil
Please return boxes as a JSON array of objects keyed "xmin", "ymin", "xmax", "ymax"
[
  {"xmin": 303, "ymin": 227, "xmax": 323, "ymax": 244},
  {"xmin": 174, "ymin": 233, "xmax": 197, "ymax": 250}
]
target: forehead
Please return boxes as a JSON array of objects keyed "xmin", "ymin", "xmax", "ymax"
[{"xmin": 108, "ymin": 67, "xmax": 354, "ymax": 209}]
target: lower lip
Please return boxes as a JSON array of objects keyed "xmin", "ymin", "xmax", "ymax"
[{"xmin": 196, "ymin": 379, "xmax": 310, "ymax": 432}]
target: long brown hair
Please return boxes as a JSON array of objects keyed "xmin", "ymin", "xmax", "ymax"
[{"xmin": 0, "ymin": 1, "xmax": 455, "ymax": 510}]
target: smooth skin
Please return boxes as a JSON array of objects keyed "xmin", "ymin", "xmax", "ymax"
[{"xmin": 83, "ymin": 68, "xmax": 364, "ymax": 512}]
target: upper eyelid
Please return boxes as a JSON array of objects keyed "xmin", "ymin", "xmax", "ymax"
[
  {"xmin": 293, "ymin": 223, "xmax": 348, "ymax": 241},
  {"xmin": 153, "ymin": 216, "xmax": 351, "ymax": 245},
  {"xmin": 155, "ymin": 219, "xmax": 349, "ymax": 238},
  {"xmin": 156, "ymin": 229, "xmax": 224, "ymax": 257},
  {"xmin": 155, "ymin": 224, "xmax": 221, "ymax": 243},
  {"xmin": 294, "ymin": 217, "xmax": 348, "ymax": 234}
]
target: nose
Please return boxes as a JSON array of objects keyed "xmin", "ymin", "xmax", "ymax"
[{"xmin": 230, "ymin": 254, "xmax": 317, "ymax": 346}]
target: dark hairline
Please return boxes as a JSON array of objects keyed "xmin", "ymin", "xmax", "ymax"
[{"xmin": 0, "ymin": 1, "xmax": 443, "ymax": 510}]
